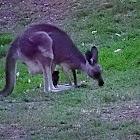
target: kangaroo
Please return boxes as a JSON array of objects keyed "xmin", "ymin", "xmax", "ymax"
[{"xmin": 0, "ymin": 23, "xmax": 104, "ymax": 97}]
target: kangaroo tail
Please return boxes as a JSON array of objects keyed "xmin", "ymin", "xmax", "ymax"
[{"xmin": 0, "ymin": 47, "xmax": 17, "ymax": 97}]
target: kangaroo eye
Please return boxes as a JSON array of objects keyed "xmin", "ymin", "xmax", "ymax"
[
  {"xmin": 95, "ymin": 72, "xmax": 99, "ymax": 75},
  {"xmin": 94, "ymin": 72, "xmax": 100, "ymax": 77}
]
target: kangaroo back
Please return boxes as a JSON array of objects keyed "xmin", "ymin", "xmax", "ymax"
[{"xmin": 22, "ymin": 24, "xmax": 86, "ymax": 69}]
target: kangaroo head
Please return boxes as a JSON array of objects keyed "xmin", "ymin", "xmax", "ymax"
[{"xmin": 85, "ymin": 46, "xmax": 104, "ymax": 86}]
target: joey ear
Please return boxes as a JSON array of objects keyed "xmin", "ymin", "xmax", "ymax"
[
  {"xmin": 29, "ymin": 35, "xmax": 35, "ymax": 42},
  {"xmin": 91, "ymin": 46, "xmax": 98, "ymax": 63},
  {"xmin": 28, "ymin": 33, "xmax": 38, "ymax": 43},
  {"xmin": 85, "ymin": 50, "xmax": 92, "ymax": 64}
]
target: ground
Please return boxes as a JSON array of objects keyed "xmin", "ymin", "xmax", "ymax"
[
  {"xmin": 0, "ymin": 0, "xmax": 140, "ymax": 139},
  {"xmin": 0, "ymin": 0, "xmax": 75, "ymax": 33}
]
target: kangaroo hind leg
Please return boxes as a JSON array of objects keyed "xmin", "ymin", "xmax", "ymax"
[
  {"xmin": 32, "ymin": 31, "xmax": 54, "ymax": 92},
  {"xmin": 41, "ymin": 63, "xmax": 54, "ymax": 92}
]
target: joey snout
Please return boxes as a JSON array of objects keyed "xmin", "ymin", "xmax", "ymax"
[{"xmin": 52, "ymin": 71, "xmax": 59, "ymax": 87}]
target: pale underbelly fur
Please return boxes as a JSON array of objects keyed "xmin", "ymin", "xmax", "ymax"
[
  {"xmin": 22, "ymin": 60, "xmax": 71, "ymax": 75},
  {"xmin": 23, "ymin": 61, "xmax": 43, "ymax": 74}
]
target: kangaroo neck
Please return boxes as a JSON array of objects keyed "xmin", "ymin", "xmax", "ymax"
[
  {"xmin": 79, "ymin": 61, "xmax": 91, "ymax": 74},
  {"xmin": 71, "ymin": 53, "xmax": 87, "ymax": 71}
]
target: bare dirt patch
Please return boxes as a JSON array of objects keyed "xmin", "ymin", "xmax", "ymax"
[
  {"xmin": 0, "ymin": 123, "xmax": 27, "ymax": 140},
  {"xmin": 100, "ymin": 102, "xmax": 140, "ymax": 122},
  {"xmin": 0, "ymin": 0, "xmax": 75, "ymax": 33}
]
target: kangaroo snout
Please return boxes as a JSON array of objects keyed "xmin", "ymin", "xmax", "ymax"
[{"xmin": 98, "ymin": 79, "xmax": 104, "ymax": 86}]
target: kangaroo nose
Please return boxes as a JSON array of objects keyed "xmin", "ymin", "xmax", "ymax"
[{"xmin": 98, "ymin": 80, "xmax": 104, "ymax": 86}]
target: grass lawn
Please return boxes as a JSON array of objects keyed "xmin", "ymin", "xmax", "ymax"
[{"xmin": 0, "ymin": 0, "xmax": 140, "ymax": 139}]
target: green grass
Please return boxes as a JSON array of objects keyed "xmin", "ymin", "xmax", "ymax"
[
  {"xmin": 0, "ymin": 35, "xmax": 13, "ymax": 58},
  {"xmin": 0, "ymin": 0, "xmax": 140, "ymax": 139}
]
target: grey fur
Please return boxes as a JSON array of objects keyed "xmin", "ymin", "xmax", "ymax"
[{"xmin": 0, "ymin": 23, "xmax": 104, "ymax": 97}]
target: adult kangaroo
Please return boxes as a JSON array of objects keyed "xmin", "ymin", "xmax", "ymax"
[{"xmin": 0, "ymin": 23, "xmax": 104, "ymax": 97}]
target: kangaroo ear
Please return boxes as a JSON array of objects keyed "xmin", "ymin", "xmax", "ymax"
[
  {"xmin": 91, "ymin": 46, "xmax": 98, "ymax": 63},
  {"xmin": 85, "ymin": 50, "xmax": 93, "ymax": 64}
]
